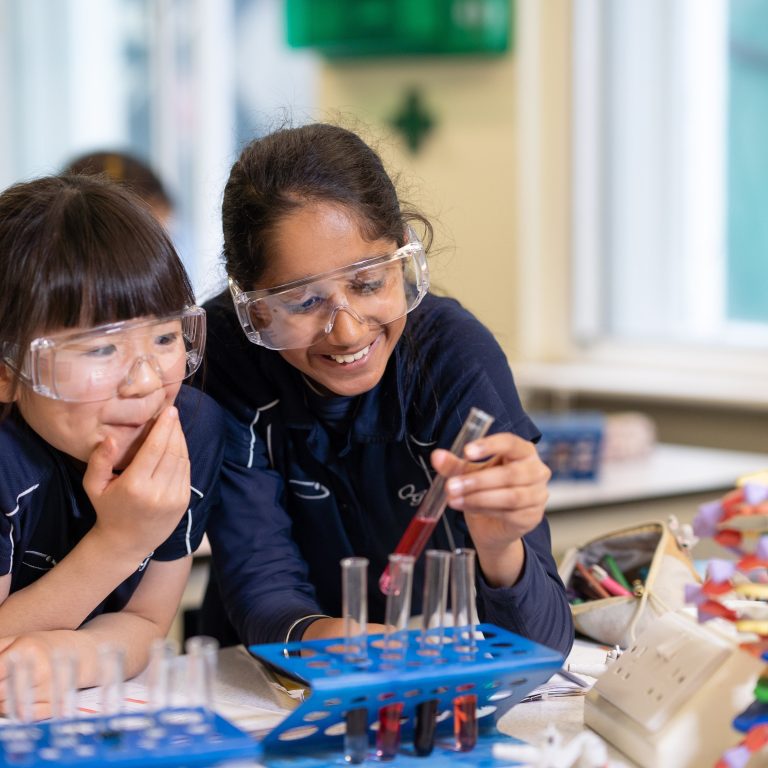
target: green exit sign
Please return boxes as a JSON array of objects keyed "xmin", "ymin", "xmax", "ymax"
[{"xmin": 285, "ymin": 0, "xmax": 511, "ymax": 57}]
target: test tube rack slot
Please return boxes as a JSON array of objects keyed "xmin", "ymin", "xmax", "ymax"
[
  {"xmin": 248, "ymin": 622, "xmax": 563, "ymax": 752},
  {"xmin": 0, "ymin": 708, "xmax": 258, "ymax": 767}
]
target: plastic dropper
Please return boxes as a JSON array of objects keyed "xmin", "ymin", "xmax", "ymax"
[{"xmin": 379, "ymin": 407, "xmax": 494, "ymax": 595}]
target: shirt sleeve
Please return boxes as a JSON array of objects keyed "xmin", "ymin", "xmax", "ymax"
[{"xmin": 206, "ymin": 410, "xmax": 323, "ymax": 645}]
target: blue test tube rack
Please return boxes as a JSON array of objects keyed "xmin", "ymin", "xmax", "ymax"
[
  {"xmin": 248, "ymin": 622, "xmax": 563, "ymax": 753},
  {"xmin": 0, "ymin": 708, "xmax": 258, "ymax": 767}
]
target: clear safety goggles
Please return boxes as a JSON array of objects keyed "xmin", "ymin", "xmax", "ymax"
[
  {"xmin": 229, "ymin": 237, "xmax": 429, "ymax": 351},
  {"xmin": 6, "ymin": 307, "xmax": 206, "ymax": 402}
]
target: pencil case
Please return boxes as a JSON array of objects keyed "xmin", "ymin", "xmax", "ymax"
[{"xmin": 558, "ymin": 520, "xmax": 700, "ymax": 648}]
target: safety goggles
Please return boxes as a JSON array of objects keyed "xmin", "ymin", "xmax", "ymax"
[
  {"xmin": 229, "ymin": 238, "xmax": 429, "ymax": 351},
  {"xmin": 5, "ymin": 307, "xmax": 206, "ymax": 402}
]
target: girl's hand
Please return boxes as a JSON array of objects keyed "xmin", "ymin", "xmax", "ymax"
[
  {"xmin": 0, "ymin": 633, "xmax": 69, "ymax": 720},
  {"xmin": 430, "ymin": 432, "xmax": 551, "ymax": 587},
  {"xmin": 83, "ymin": 406, "xmax": 191, "ymax": 560}
]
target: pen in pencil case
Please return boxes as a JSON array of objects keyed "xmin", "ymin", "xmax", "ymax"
[
  {"xmin": 600, "ymin": 554, "xmax": 632, "ymax": 592},
  {"xmin": 589, "ymin": 564, "xmax": 632, "ymax": 597},
  {"xmin": 573, "ymin": 561, "xmax": 611, "ymax": 600}
]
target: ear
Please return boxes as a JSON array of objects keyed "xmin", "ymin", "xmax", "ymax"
[{"xmin": 0, "ymin": 363, "xmax": 19, "ymax": 403}]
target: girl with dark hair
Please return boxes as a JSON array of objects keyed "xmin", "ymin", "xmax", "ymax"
[
  {"xmin": 200, "ymin": 123, "xmax": 573, "ymax": 655},
  {"xmin": 0, "ymin": 174, "xmax": 225, "ymax": 718}
]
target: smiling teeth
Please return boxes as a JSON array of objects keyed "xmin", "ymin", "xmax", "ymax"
[{"xmin": 328, "ymin": 345, "xmax": 370, "ymax": 364}]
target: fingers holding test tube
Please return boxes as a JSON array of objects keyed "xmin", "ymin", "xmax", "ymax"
[{"xmin": 431, "ymin": 431, "xmax": 551, "ymax": 588}]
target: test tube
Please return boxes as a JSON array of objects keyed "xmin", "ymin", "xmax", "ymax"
[
  {"xmin": 147, "ymin": 638, "xmax": 178, "ymax": 711},
  {"xmin": 414, "ymin": 549, "xmax": 451, "ymax": 756},
  {"xmin": 379, "ymin": 408, "xmax": 494, "ymax": 594},
  {"xmin": 382, "ymin": 554, "xmax": 415, "ymax": 660},
  {"xmin": 51, "ymin": 649, "xmax": 78, "ymax": 721},
  {"xmin": 6, "ymin": 651, "xmax": 34, "ymax": 723},
  {"xmin": 50, "ymin": 649, "xmax": 80, "ymax": 751},
  {"xmin": 185, "ymin": 635, "xmax": 219, "ymax": 714},
  {"xmin": 98, "ymin": 644, "xmax": 125, "ymax": 718},
  {"xmin": 451, "ymin": 548, "xmax": 478, "ymax": 752},
  {"xmin": 342, "ymin": 556, "xmax": 369, "ymax": 764},
  {"xmin": 376, "ymin": 554, "xmax": 414, "ymax": 761},
  {"xmin": 342, "ymin": 556, "xmax": 369, "ymax": 664}
]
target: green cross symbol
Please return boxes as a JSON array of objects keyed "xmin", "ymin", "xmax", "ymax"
[{"xmin": 391, "ymin": 88, "xmax": 435, "ymax": 154}]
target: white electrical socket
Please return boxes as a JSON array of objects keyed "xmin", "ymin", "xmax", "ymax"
[{"xmin": 595, "ymin": 612, "xmax": 732, "ymax": 732}]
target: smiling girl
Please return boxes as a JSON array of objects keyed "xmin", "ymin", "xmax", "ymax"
[{"xmin": 200, "ymin": 123, "xmax": 573, "ymax": 655}]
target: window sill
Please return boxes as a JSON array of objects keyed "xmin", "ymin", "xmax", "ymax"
[{"xmin": 511, "ymin": 359, "xmax": 768, "ymax": 412}]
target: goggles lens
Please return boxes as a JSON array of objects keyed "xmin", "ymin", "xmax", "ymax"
[
  {"xmin": 20, "ymin": 307, "xmax": 206, "ymax": 402},
  {"xmin": 230, "ymin": 239, "xmax": 429, "ymax": 350}
]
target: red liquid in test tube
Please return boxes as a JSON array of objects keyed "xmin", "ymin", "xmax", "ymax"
[
  {"xmin": 379, "ymin": 408, "xmax": 494, "ymax": 594},
  {"xmin": 453, "ymin": 694, "xmax": 478, "ymax": 751}
]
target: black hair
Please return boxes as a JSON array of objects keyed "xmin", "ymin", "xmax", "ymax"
[
  {"xmin": 0, "ymin": 174, "xmax": 193, "ymax": 413},
  {"xmin": 63, "ymin": 150, "xmax": 173, "ymax": 215},
  {"xmin": 221, "ymin": 122, "xmax": 432, "ymax": 288}
]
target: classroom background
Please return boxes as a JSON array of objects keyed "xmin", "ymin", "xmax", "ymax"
[{"xmin": 2, "ymin": 0, "xmax": 768, "ymax": 537}]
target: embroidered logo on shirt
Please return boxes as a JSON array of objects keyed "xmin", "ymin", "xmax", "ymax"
[
  {"xmin": 289, "ymin": 479, "xmax": 330, "ymax": 500},
  {"xmin": 21, "ymin": 550, "xmax": 57, "ymax": 571},
  {"xmin": 398, "ymin": 483, "xmax": 427, "ymax": 507}
]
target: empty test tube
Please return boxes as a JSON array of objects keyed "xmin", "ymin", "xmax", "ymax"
[
  {"xmin": 376, "ymin": 554, "xmax": 414, "ymax": 761},
  {"xmin": 382, "ymin": 554, "xmax": 415, "ymax": 659},
  {"xmin": 7, "ymin": 651, "xmax": 34, "ymax": 723},
  {"xmin": 98, "ymin": 644, "xmax": 125, "ymax": 718},
  {"xmin": 342, "ymin": 556, "xmax": 369, "ymax": 664},
  {"xmin": 451, "ymin": 548, "xmax": 478, "ymax": 752},
  {"xmin": 51, "ymin": 649, "xmax": 78, "ymax": 720},
  {"xmin": 342, "ymin": 556, "xmax": 369, "ymax": 764},
  {"xmin": 147, "ymin": 638, "xmax": 178, "ymax": 710},
  {"xmin": 379, "ymin": 408, "xmax": 494, "ymax": 594},
  {"xmin": 414, "ymin": 549, "xmax": 451, "ymax": 757},
  {"xmin": 185, "ymin": 635, "xmax": 219, "ymax": 713}
]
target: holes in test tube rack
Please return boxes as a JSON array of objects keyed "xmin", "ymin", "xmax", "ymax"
[
  {"xmin": 0, "ymin": 727, "xmax": 43, "ymax": 741},
  {"xmin": 485, "ymin": 680, "xmax": 502, "ymax": 690},
  {"xmin": 456, "ymin": 683, "xmax": 475, "ymax": 693},
  {"xmin": 283, "ymin": 647, "xmax": 316, "ymax": 658},
  {"xmin": 481, "ymin": 631, "xmax": 497, "ymax": 639},
  {"xmin": 278, "ymin": 725, "xmax": 319, "ymax": 741},
  {"xmin": 404, "ymin": 689, "xmax": 422, "ymax": 698},
  {"xmin": 351, "ymin": 696, "xmax": 367, "ymax": 704},
  {"xmin": 491, "ymin": 642, "xmax": 513, "ymax": 648},
  {"xmin": 306, "ymin": 660, "xmax": 330, "ymax": 668},
  {"xmin": 488, "ymin": 689, "xmax": 514, "ymax": 702},
  {"xmin": 322, "ymin": 698, "xmax": 342, "ymax": 707},
  {"xmin": 158, "ymin": 710, "xmax": 204, "ymax": 726},
  {"xmin": 430, "ymin": 686, "xmax": 449, "ymax": 695},
  {"xmin": 378, "ymin": 692, "xmax": 396, "ymax": 702},
  {"xmin": 56, "ymin": 722, "xmax": 98, "ymax": 736},
  {"xmin": 324, "ymin": 721, "xmax": 347, "ymax": 736},
  {"xmin": 435, "ymin": 710, "xmax": 451, "ymax": 724},
  {"xmin": 107, "ymin": 715, "xmax": 154, "ymax": 732},
  {"xmin": 303, "ymin": 711, "xmax": 331, "ymax": 722},
  {"xmin": 477, "ymin": 705, "xmax": 497, "ymax": 719}
]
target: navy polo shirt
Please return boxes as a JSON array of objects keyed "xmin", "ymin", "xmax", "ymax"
[
  {"xmin": 0, "ymin": 385, "xmax": 225, "ymax": 620},
  {"xmin": 199, "ymin": 291, "xmax": 574, "ymax": 655}
]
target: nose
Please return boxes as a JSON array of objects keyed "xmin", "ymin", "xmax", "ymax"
[
  {"xmin": 117, "ymin": 355, "xmax": 165, "ymax": 396},
  {"xmin": 325, "ymin": 305, "xmax": 368, "ymax": 347}
]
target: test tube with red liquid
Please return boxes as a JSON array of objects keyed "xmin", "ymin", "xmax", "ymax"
[
  {"xmin": 379, "ymin": 408, "xmax": 494, "ymax": 595},
  {"xmin": 376, "ymin": 554, "xmax": 414, "ymax": 761},
  {"xmin": 452, "ymin": 548, "xmax": 478, "ymax": 752}
]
